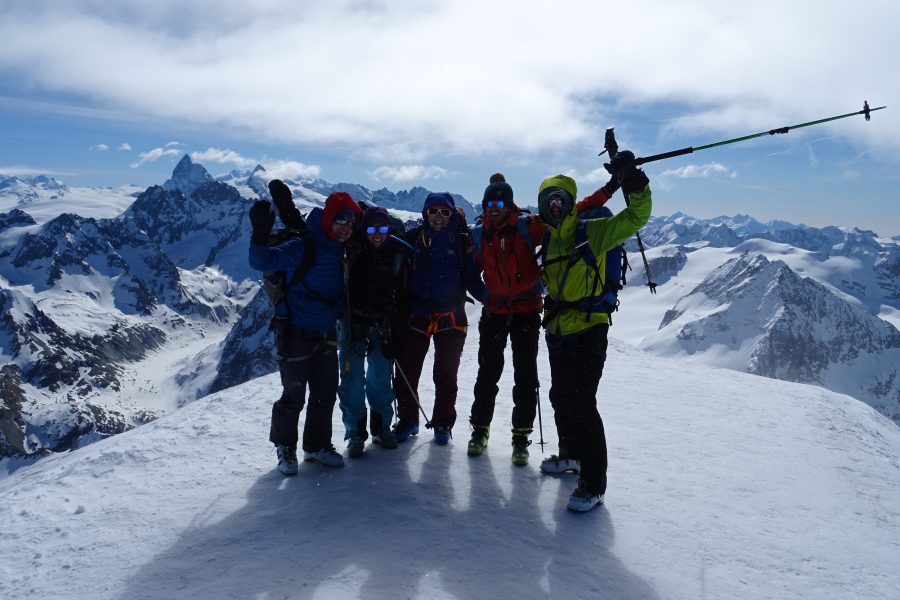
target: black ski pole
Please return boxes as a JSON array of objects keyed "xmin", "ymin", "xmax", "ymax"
[
  {"xmin": 602, "ymin": 101, "xmax": 886, "ymax": 167},
  {"xmin": 535, "ymin": 384, "xmax": 545, "ymax": 452},
  {"xmin": 392, "ymin": 359, "xmax": 432, "ymax": 428}
]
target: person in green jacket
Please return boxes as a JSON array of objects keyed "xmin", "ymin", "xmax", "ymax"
[{"xmin": 537, "ymin": 151, "xmax": 652, "ymax": 512}]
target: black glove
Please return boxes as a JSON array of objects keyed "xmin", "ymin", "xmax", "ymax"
[
  {"xmin": 600, "ymin": 174, "xmax": 621, "ymax": 198},
  {"xmin": 268, "ymin": 179, "xmax": 305, "ymax": 231},
  {"xmin": 357, "ymin": 200, "xmax": 370, "ymax": 211},
  {"xmin": 604, "ymin": 150, "xmax": 649, "ymax": 196},
  {"xmin": 249, "ymin": 200, "xmax": 275, "ymax": 245}
]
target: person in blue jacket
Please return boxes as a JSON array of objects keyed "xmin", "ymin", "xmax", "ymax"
[
  {"xmin": 391, "ymin": 192, "xmax": 485, "ymax": 445},
  {"xmin": 248, "ymin": 188, "xmax": 362, "ymax": 475}
]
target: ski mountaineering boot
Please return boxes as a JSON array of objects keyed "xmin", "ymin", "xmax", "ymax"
[
  {"xmin": 392, "ymin": 419, "xmax": 419, "ymax": 444},
  {"xmin": 276, "ymin": 445, "xmax": 299, "ymax": 476},
  {"xmin": 566, "ymin": 478, "xmax": 604, "ymax": 512},
  {"xmin": 467, "ymin": 424, "xmax": 490, "ymax": 456},
  {"xmin": 433, "ymin": 425, "xmax": 452, "ymax": 445},
  {"xmin": 511, "ymin": 428, "xmax": 532, "ymax": 466},
  {"xmin": 304, "ymin": 446, "xmax": 345, "ymax": 468},
  {"xmin": 372, "ymin": 429, "xmax": 398, "ymax": 449},
  {"xmin": 539, "ymin": 454, "xmax": 581, "ymax": 474},
  {"xmin": 347, "ymin": 436, "xmax": 365, "ymax": 458}
]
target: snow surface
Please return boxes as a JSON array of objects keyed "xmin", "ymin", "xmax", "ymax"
[
  {"xmin": 2, "ymin": 306, "xmax": 899, "ymax": 600},
  {"xmin": 0, "ymin": 184, "xmax": 141, "ymax": 225}
]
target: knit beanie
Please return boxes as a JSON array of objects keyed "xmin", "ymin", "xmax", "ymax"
[{"xmin": 482, "ymin": 173, "xmax": 514, "ymax": 210}]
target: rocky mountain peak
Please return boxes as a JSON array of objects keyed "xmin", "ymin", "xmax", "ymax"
[{"xmin": 162, "ymin": 154, "xmax": 215, "ymax": 197}]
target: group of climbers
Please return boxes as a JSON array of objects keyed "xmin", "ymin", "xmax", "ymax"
[{"xmin": 247, "ymin": 153, "xmax": 652, "ymax": 512}]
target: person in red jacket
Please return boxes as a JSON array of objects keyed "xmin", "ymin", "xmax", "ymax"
[{"xmin": 467, "ymin": 174, "xmax": 547, "ymax": 465}]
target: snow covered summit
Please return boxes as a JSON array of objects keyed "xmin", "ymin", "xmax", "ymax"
[{"xmin": 1, "ymin": 339, "xmax": 898, "ymax": 599}]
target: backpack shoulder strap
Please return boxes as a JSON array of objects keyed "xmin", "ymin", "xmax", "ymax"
[
  {"xmin": 285, "ymin": 233, "xmax": 316, "ymax": 291},
  {"xmin": 515, "ymin": 215, "xmax": 535, "ymax": 252}
]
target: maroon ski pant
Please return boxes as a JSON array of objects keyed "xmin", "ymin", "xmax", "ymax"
[{"xmin": 393, "ymin": 325, "xmax": 467, "ymax": 429}]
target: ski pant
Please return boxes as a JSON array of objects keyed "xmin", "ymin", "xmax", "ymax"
[
  {"xmin": 470, "ymin": 311, "xmax": 541, "ymax": 431},
  {"xmin": 337, "ymin": 330, "xmax": 395, "ymax": 441},
  {"xmin": 393, "ymin": 325, "xmax": 466, "ymax": 429},
  {"xmin": 546, "ymin": 323, "xmax": 609, "ymax": 496},
  {"xmin": 269, "ymin": 324, "xmax": 339, "ymax": 454}
]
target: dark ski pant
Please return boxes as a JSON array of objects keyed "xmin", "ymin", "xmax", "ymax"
[
  {"xmin": 269, "ymin": 324, "xmax": 339, "ymax": 454},
  {"xmin": 470, "ymin": 311, "xmax": 541, "ymax": 430},
  {"xmin": 393, "ymin": 325, "xmax": 466, "ymax": 429},
  {"xmin": 546, "ymin": 323, "xmax": 609, "ymax": 496}
]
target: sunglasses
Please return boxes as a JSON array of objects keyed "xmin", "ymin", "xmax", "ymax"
[
  {"xmin": 427, "ymin": 207, "xmax": 452, "ymax": 217},
  {"xmin": 333, "ymin": 217, "xmax": 355, "ymax": 227},
  {"xmin": 485, "ymin": 200, "xmax": 505, "ymax": 208},
  {"xmin": 547, "ymin": 193, "xmax": 569, "ymax": 209},
  {"xmin": 366, "ymin": 225, "xmax": 390, "ymax": 235}
]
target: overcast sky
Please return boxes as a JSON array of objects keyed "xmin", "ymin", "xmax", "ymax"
[{"xmin": 1, "ymin": 0, "xmax": 897, "ymax": 234}]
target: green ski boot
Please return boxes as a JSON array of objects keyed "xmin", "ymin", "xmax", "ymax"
[
  {"xmin": 467, "ymin": 425, "xmax": 490, "ymax": 456},
  {"xmin": 511, "ymin": 428, "xmax": 532, "ymax": 466}
]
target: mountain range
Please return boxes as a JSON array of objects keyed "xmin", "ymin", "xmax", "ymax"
[{"xmin": 1, "ymin": 156, "xmax": 898, "ymax": 467}]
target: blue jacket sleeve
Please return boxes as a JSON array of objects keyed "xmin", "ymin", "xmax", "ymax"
[{"xmin": 248, "ymin": 237, "xmax": 308, "ymax": 273}]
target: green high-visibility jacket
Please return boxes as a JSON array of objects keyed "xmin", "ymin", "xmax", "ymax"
[{"xmin": 542, "ymin": 184, "xmax": 652, "ymax": 336}]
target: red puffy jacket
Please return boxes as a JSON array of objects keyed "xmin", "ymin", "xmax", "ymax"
[{"xmin": 477, "ymin": 208, "xmax": 546, "ymax": 314}]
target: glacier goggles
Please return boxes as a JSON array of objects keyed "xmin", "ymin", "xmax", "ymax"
[
  {"xmin": 547, "ymin": 191, "xmax": 569, "ymax": 208},
  {"xmin": 366, "ymin": 225, "xmax": 390, "ymax": 235},
  {"xmin": 332, "ymin": 211, "xmax": 357, "ymax": 226},
  {"xmin": 485, "ymin": 200, "xmax": 505, "ymax": 208},
  {"xmin": 426, "ymin": 207, "xmax": 452, "ymax": 217}
]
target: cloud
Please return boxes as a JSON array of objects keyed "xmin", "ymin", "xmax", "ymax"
[
  {"xmin": 118, "ymin": 143, "xmax": 131, "ymax": 151},
  {"xmin": 264, "ymin": 160, "xmax": 321, "ymax": 180},
  {"xmin": 0, "ymin": 165, "xmax": 74, "ymax": 177},
  {"xmin": 370, "ymin": 165, "xmax": 450, "ymax": 183},
  {"xmin": 660, "ymin": 163, "xmax": 737, "ymax": 179},
  {"xmin": 165, "ymin": 141, "xmax": 183, "ymax": 147},
  {"xmin": 90, "ymin": 144, "xmax": 109, "ymax": 151},
  {"xmin": 130, "ymin": 147, "xmax": 180, "ymax": 168},
  {"xmin": 0, "ymin": 1, "xmax": 897, "ymax": 163},
  {"xmin": 190, "ymin": 147, "xmax": 320, "ymax": 179},
  {"xmin": 191, "ymin": 147, "xmax": 257, "ymax": 169}
]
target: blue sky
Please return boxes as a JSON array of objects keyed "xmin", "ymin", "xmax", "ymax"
[{"xmin": 1, "ymin": 1, "xmax": 897, "ymax": 235}]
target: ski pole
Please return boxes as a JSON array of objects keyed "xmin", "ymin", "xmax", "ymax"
[
  {"xmin": 602, "ymin": 129, "xmax": 658, "ymax": 293},
  {"xmin": 392, "ymin": 359, "xmax": 432, "ymax": 428},
  {"xmin": 601, "ymin": 101, "xmax": 886, "ymax": 166},
  {"xmin": 535, "ymin": 385, "xmax": 545, "ymax": 452}
]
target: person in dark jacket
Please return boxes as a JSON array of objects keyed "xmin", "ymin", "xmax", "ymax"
[
  {"xmin": 467, "ymin": 174, "xmax": 546, "ymax": 465},
  {"xmin": 391, "ymin": 192, "xmax": 485, "ymax": 445},
  {"xmin": 248, "ymin": 188, "xmax": 362, "ymax": 474},
  {"xmin": 338, "ymin": 206, "xmax": 407, "ymax": 457}
]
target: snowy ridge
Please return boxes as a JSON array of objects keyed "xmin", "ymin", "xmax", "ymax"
[
  {"xmin": 641, "ymin": 252, "xmax": 900, "ymax": 417},
  {"xmin": 1, "ymin": 338, "xmax": 898, "ymax": 599}
]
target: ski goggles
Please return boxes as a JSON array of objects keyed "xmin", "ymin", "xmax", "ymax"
[
  {"xmin": 365, "ymin": 225, "xmax": 390, "ymax": 235},
  {"xmin": 485, "ymin": 200, "xmax": 505, "ymax": 208},
  {"xmin": 426, "ymin": 207, "xmax": 452, "ymax": 217}
]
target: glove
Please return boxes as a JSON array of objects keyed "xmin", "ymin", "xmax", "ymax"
[
  {"xmin": 268, "ymin": 179, "xmax": 305, "ymax": 231},
  {"xmin": 600, "ymin": 174, "xmax": 620, "ymax": 199},
  {"xmin": 249, "ymin": 200, "xmax": 275, "ymax": 245},
  {"xmin": 604, "ymin": 150, "xmax": 649, "ymax": 196},
  {"xmin": 357, "ymin": 200, "xmax": 370, "ymax": 211}
]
